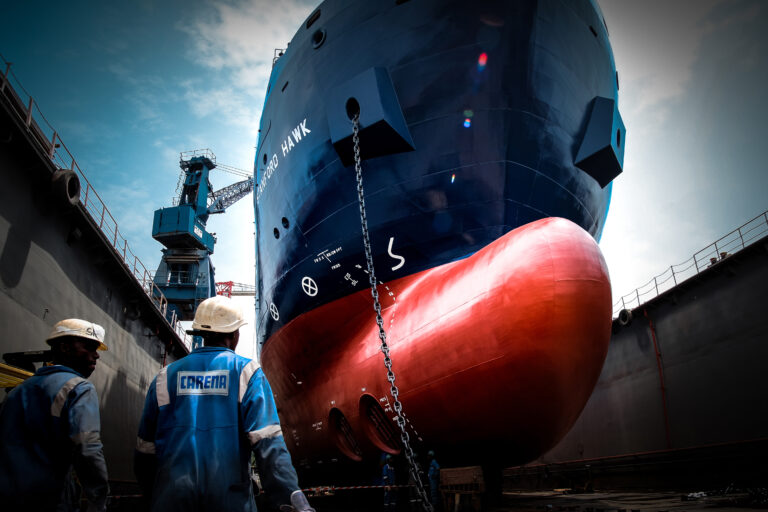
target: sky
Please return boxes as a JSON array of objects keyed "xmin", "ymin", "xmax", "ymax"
[{"xmin": 2, "ymin": 0, "xmax": 766, "ymax": 360}]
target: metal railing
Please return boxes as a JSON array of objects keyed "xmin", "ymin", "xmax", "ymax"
[
  {"xmin": 273, "ymin": 48, "xmax": 285, "ymax": 67},
  {"xmin": 180, "ymin": 148, "xmax": 216, "ymax": 165},
  {"xmin": 1, "ymin": 54, "xmax": 191, "ymax": 350},
  {"xmin": 215, "ymin": 281, "xmax": 258, "ymax": 298},
  {"xmin": 151, "ymin": 271, "xmax": 204, "ymax": 287},
  {"xmin": 613, "ymin": 209, "xmax": 768, "ymax": 318}
]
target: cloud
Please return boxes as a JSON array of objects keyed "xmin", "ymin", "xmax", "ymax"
[
  {"xmin": 598, "ymin": 0, "xmax": 766, "ymax": 305},
  {"xmin": 153, "ymin": 139, "xmax": 184, "ymax": 169},
  {"xmin": 106, "ymin": 60, "xmax": 175, "ymax": 129},
  {"xmin": 180, "ymin": 0, "xmax": 319, "ymax": 91},
  {"xmin": 601, "ymin": 0, "xmax": 736, "ymax": 118},
  {"xmin": 169, "ymin": 1, "xmax": 321, "ymax": 179},
  {"xmin": 56, "ymin": 120, "xmax": 119, "ymax": 146},
  {"xmin": 181, "ymin": 79, "xmax": 262, "ymax": 136}
]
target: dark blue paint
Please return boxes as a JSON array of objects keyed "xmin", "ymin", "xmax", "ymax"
[
  {"xmin": 253, "ymin": 0, "xmax": 623, "ymax": 349},
  {"xmin": 575, "ymin": 96, "xmax": 625, "ymax": 187},
  {"xmin": 326, "ymin": 66, "xmax": 415, "ymax": 166}
]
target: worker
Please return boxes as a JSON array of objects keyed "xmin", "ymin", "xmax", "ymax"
[
  {"xmin": 427, "ymin": 450, "xmax": 440, "ymax": 510},
  {"xmin": 0, "ymin": 318, "xmax": 109, "ymax": 511},
  {"xmin": 407, "ymin": 452, "xmax": 425, "ymax": 511},
  {"xmin": 382, "ymin": 454, "xmax": 397, "ymax": 511},
  {"xmin": 134, "ymin": 295, "xmax": 314, "ymax": 512}
]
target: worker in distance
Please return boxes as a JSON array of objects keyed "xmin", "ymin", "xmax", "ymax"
[
  {"xmin": 134, "ymin": 295, "xmax": 315, "ymax": 512},
  {"xmin": 0, "ymin": 318, "xmax": 110, "ymax": 511},
  {"xmin": 427, "ymin": 450, "xmax": 441, "ymax": 510}
]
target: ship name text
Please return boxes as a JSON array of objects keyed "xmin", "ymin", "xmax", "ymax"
[
  {"xmin": 282, "ymin": 119, "xmax": 311, "ymax": 157},
  {"xmin": 256, "ymin": 118, "xmax": 311, "ymax": 202},
  {"xmin": 256, "ymin": 154, "xmax": 279, "ymax": 201}
]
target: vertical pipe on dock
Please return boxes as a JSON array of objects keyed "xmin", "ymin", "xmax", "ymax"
[{"xmin": 644, "ymin": 308, "xmax": 672, "ymax": 449}]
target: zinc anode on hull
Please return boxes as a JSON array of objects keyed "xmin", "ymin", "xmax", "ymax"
[
  {"xmin": 262, "ymin": 218, "xmax": 612, "ymax": 473},
  {"xmin": 0, "ymin": 74, "xmax": 188, "ymax": 482}
]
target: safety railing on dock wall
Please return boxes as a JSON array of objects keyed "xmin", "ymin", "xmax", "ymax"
[
  {"xmin": 0, "ymin": 54, "xmax": 191, "ymax": 350},
  {"xmin": 613, "ymin": 210, "xmax": 768, "ymax": 318}
]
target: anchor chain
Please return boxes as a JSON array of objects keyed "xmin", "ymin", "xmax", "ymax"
[{"xmin": 352, "ymin": 113, "xmax": 434, "ymax": 512}]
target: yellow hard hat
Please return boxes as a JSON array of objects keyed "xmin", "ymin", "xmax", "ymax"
[
  {"xmin": 192, "ymin": 296, "xmax": 247, "ymax": 333},
  {"xmin": 46, "ymin": 318, "xmax": 108, "ymax": 351}
]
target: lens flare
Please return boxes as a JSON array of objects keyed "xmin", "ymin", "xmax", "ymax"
[
  {"xmin": 478, "ymin": 52, "xmax": 488, "ymax": 70},
  {"xmin": 451, "ymin": 173, "xmax": 456, "ymax": 183},
  {"xmin": 463, "ymin": 118, "xmax": 471, "ymax": 128}
]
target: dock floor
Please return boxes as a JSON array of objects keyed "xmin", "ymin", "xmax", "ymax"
[
  {"xmin": 495, "ymin": 490, "xmax": 767, "ymax": 512},
  {"xmin": 295, "ymin": 489, "xmax": 768, "ymax": 512}
]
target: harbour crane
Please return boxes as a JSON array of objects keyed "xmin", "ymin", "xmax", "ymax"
[{"xmin": 151, "ymin": 149, "xmax": 253, "ymax": 323}]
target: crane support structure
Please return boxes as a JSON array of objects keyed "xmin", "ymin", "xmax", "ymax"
[
  {"xmin": 208, "ymin": 178, "xmax": 254, "ymax": 214},
  {"xmin": 152, "ymin": 149, "xmax": 253, "ymax": 322}
]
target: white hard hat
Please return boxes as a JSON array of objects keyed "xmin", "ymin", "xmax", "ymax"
[
  {"xmin": 192, "ymin": 295, "xmax": 247, "ymax": 333},
  {"xmin": 46, "ymin": 318, "xmax": 108, "ymax": 351}
]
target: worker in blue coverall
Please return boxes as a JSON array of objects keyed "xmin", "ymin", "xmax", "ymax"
[
  {"xmin": 134, "ymin": 295, "xmax": 314, "ymax": 512},
  {"xmin": 427, "ymin": 450, "xmax": 440, "ymax": 510},
  {"xmin": 382, "ymin": 454, "xmax": 396, "ymax": 511},
  {"xmin": 408, "ymin": 453, "xmax": 425, "ymax": 511},
  {"xmin": 0, "ymin": 318, "xmax": 109, "ymax": 511}
]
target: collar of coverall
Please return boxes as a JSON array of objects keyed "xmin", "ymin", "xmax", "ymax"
[
  {"xmin": 35, "ymin": 364, "xmax": 88, "ymax": 378},
  {"xmin": 192, "ymin": 346, "xmax": 236, "ymax": 353}
]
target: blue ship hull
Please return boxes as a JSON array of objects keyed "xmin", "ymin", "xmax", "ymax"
[
  {"xmin": 253, "ymin": 0, "xmax": 624, "ymax": 474},
  {"xmin": 254, "ymin": 0, "xmax": 622, "ymax": 344}
]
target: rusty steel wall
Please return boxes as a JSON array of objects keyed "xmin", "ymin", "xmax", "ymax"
[{"xmin": 522, "ymin": 235, "xmax": 768, "ymax": 487}]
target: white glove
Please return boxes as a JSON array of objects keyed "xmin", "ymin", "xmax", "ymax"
[{"xmin": 289, "ymin": 490, "xmax": 316, "ymax": 512}]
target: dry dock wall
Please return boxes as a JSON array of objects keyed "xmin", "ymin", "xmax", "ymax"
[
  {"xmin": 513, "ymin": 234, "xmax": 768, "ymax": 488},
  {"xmin": 0, "ymin": 85, "xmax": 186, "ymax": 481}
]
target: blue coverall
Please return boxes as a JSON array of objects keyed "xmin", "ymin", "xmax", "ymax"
[
  {"xmin": 428, "ymin": 458, "xmax": 440, "ymax": 507},
  {"xmin": 382, "ymin": 461, "xmax": 396, "ymax": 509},
  {"xmin": 0, "ymin": 365, "xmax": 109, "ymax": 510},
  {"xmin": 135, "ymin": 346, "xmax": 301, "ymax": 511}
]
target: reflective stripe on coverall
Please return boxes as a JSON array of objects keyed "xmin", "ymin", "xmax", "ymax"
[
  {"xmin": 135, "ymin": 346, "xmax": 300, "ymax": 511},
  {"xmin": 0, "ymin": 365, "xmax": 109, "ymax": 511}
]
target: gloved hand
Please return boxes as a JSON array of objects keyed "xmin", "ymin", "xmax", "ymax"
[{"xmin": 279, "ymin": 490, "xmax": 315, "ymax": 512}]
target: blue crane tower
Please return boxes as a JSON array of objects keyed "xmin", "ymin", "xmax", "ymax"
[{"xmin": 152, "ymin": 149, "xmax": 253, "ymax": 323}]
